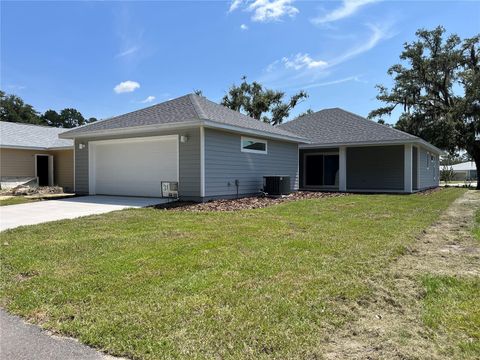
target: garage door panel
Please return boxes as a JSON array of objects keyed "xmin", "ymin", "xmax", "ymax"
[{"xmin": 90, "ymin": 136, "xmax": 178, "ymax": 197}]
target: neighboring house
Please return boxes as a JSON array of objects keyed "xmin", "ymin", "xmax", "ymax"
[
  {"xmin": 59, "ymin": 94, "xmax": 305, "ymax": 201},
  {"xmin": 0, "ymin": 122, "xmax": 74, "ymax": 191},
  {"xmin": 59, "ymin": 95, "xmax": 442, "ymax": 201},
  {"xmin": 441, "ymin": 161, "xmax": 477, "ymax": 181},
  {"xmin": 278, "ymin": 108, "xmax": 442, "ymax": 193}
]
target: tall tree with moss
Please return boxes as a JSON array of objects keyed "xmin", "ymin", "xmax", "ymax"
[
  {"xmin": 43, "ymin": 108, "xmax": 97, "ymax": 128},
  {"xmin": 0, "ymin": 90, "xmax": 44, "ymax": 125},
  {"xmin": 369, "ymin": 26, "xmax": 479, "ymax": 188},
  {"xmin": 0, "ymin": 91, "xmax": 98, "ymax": 128},
  {"xmin": 221, "ymin": 76, "xmax": 308, "ymax": 125}
]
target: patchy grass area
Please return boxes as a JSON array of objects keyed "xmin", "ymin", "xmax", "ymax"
[
  {"xmin": 421, "ymin": 204, "xmax": 480, "ymax": 359},
  {"xmin": 422, "ymin": 276, "xmax": 480, "ymax": 358},
  {"xmin": 0, "ymin": 189, "xmax": 464, "ymax": 359},
  {"xmin": 0, "ymin": 196, "xmax": 38, "ymax": 206},
  {"xmin": 474, "ymin": 209, "xmax": 480, "ymax": 241}
]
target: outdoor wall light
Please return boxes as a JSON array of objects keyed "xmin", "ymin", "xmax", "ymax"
[
  {"xmin": 78, "ymin": 143, "xmax": 86, "ymax": 150},
  {"xmin": 180, "ymin": 135, "xmax": 189, "ymax": 143}
]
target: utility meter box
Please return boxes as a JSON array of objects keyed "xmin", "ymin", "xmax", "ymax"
[{"xmin": 161, "ymin": 181, "xmax": 179, "ymax": 198}]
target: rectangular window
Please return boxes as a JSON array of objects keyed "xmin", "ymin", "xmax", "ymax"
[
  {"xmin": 241, "ymin": 136, "xmax": 267, "ymax": 154},
  {"xmin": 427, "ymin": 152, "xmax": 430, "ymax": 169}
]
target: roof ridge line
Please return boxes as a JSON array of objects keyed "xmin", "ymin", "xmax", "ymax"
[
  {"xmin": 60, "ymin": 94, "xmax": 194, "ymax": 137},
  {"xmin": 280, "ymin": 108, "xmax": 331, "ymax": 126},
  {"xmin": 333, "ymin": 108, "xmax": 419, "ymax": 139},
  {"xmin": 188, "ymin": 94, "xmax": 208, "ymax": 120}
]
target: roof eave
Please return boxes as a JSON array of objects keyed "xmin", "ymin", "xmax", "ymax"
[
  {"xmin": 58, "ymin": 120, "xmax": 203, "ymax": 139},
  {"xmin": 48, "ymin": 145, "xmax": 74, "ymax": 150},
  {"xmin": 0, "ymin": 144, "xmax": 74, "ymax": 150},
  {"xmin": 0, "ymin": 145, "xmax": 49, "ymax": 150},
  {"xmin": 300, "ymin": 138, "xmax": 444, "ymax": 154}
]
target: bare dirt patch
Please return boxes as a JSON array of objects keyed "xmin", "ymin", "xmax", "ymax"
[
  {"xmin": 154, "ymin": 191, "xmax": 349, "ymax": 212},
  {"xmin": 0, "ymin": 185, "xmax": 64, "ymax": 196},
  {"xmin": 324, "ymin": 190, "xmax": 480, "ymax": 359}
]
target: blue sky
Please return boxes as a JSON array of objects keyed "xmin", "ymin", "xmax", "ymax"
[{"xmin": 1, "ymin": 1, "xmax": 479, "ymax": 124}]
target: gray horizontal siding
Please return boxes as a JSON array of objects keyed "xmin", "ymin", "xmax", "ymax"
[
  {"xmin": 204, "ymin": 128, "xmax": 299, "ymax": 197},
  {"xmin": 346, "ymin": 145, "xmax": 404, "ymax": 191},
  {"xmin": 418, "ymin": 146, "xmax": 439, "ymax": 189},
  {"xmin": 74, "ymin": 128, "xmax": 200, "ymax": 198},
  {"xmin": 74, "ymin": 144, "xmax": 88, "ymax": 193}
]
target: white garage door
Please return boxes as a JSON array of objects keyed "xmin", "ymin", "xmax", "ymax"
[{"xmin": 89, "ymin": 136, "xmax": 178, "ymax": 197}]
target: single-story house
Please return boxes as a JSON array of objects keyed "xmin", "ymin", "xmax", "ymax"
[
  {"xmin": 59, "ymin": 94, "xmax": 305, "ymax": 201},
  {"xmin": 440, "ymin": 161, "xmax": 477, "ymax": 181},
  {"xmin": 278, "ymin": 108, "xmax": 442, "ymax": 193},
  {"xmin": 59, "ymin": 94, "xmax": 442, "ymax": 201},
  {"xmin": 0, "ymin": 122, "xmax": 74, "ymax": 191}
]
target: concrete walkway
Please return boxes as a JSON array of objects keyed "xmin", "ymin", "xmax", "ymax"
[
  {"xmin": 0, "ymin": 195, "xmax": 170, "ymax": 231},
  {"xmin": 0, "ymin": 309, "xmax": 120, "ymax": 360}
]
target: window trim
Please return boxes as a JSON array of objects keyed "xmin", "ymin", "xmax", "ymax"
[
  {"xmin": 240, "ymin": 136, "xmax": 268, "ymax": 154},
  {"xmin": 426, "ymin": 151, "xmax": 430, "ymax": 169}
]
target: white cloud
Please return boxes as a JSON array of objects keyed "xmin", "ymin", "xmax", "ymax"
[
  {"xmin": 229, "ymin": 0, "xmax": 298, "ymax": 22},
  {"xmin": 6, "ymin": 84, "xmax": 26, "ymax": 91},
  {"xmin": 282, "ymin": 53, "xmax": 328, "ymax": 70},
  {"xmin": 114, "ymin": 80, "xmax": 140, "ymax": 94},
  {"xmin": 259, "ymin": 23, "xmax": 391, "ymax": 88},
  {"xmin": 302, "ymin": 75, "xmax": 365, "ymax": 90},
  {"xmin": 311, "ymin": 0, "xmax": 379, "ymax": 25},
  {"xmin": 141, "ymin": 95, "xmax": 156, "ymax": 103},
  {"xmin": 229, "ymin": 0, "xmax": 244, "ymax": 12},
  {"xmin": 115, "ymin": 46, "xmax": 139, "ymax": 58},
  {"xmin": 329, "ymin": 23, "xmax": 389, "ymax": 65},
  {"xmin": 240, "ymin": 24, "xmax": 249, "ymax": 30},
  {"xmin": 249, "ymin": 0, "xmax": 299, "ymax": 22}
]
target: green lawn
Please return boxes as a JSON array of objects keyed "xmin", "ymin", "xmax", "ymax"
[
  {"xmin": 474, "ymin": 210, "xmax": 480, "ymax": 240},
  {"xmin": 421, "ymin": 205, "xmax": 480, "ymax": 359},
  {"xmin": 0, "ymin": 188, "xmax": 464, "ymax": 359},
  {"xmin": 0, "ymin": 196, "xmax": 38, "ymax": 206},
  {"xmin": 422, "ymin": 276, "xmax": 480, "ymax": 358}
]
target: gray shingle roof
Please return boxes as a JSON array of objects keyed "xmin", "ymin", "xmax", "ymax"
[
  {"xmin": 60, "ymin": 94, "xmax": 304, "ymax": 140},
  {"xmin": 278, "ymin": 108, "xmax": 418, "ymax": 145},
  {"xmin": 0, "ymin": 121, "xmax": 73, "ymax": 149}
]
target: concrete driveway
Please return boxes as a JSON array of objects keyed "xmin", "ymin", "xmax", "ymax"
[{"xmin": 0, "ymin": 195, "xmax": 170, "ymax": 231}]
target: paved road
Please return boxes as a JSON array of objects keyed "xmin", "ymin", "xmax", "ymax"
[
  {"xmin": 0, "ymin": 309, "xmax": 120, "ymax": 360},
  {"xmin": 0, "ymin": 195, "xmax": 169, "ymax": 231}
]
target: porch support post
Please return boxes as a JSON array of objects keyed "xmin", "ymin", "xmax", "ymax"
[
  {"xmin": 339, "ymin": 146, "xmax": 347, "ymax": 192},
  {"xmin": 404, "ymin": 144, "xmax": 413, "ymax": 193}
]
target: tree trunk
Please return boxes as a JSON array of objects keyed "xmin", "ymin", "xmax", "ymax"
[{"xmin": 472, "ymin": 145, "xmax": 480, "ymax": 190}]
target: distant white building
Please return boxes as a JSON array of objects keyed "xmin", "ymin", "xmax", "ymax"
[{"xmin": 441, "ymin": 161, "xmax": 477, "ymax": 181}]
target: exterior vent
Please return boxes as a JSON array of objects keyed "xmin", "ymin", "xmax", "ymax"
[{"xmin": 263, "ymin": 176, "xmax": 291, "ymax": 196}]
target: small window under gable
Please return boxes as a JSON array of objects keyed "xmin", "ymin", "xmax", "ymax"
[{"xmin": 241, "ymin": 136, "xmax": 267, "ymax": 154}]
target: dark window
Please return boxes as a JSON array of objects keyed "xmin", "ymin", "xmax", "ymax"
[
  {"xmin": 305, "ymin": 153, "xmax": 339, "ymax": 187},
  {"xmin": 305, "ymin": 155, "xmax": 324, "ymax": 186},
  {"xmin": 324, "ymin": 155, "xmax": 339, "ymax": 185},
  {"xmin": 241, "ymin": 137, "xmax": 267, "ymax": 153}
]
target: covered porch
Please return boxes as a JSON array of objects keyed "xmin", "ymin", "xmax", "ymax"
[{"xmin": 299, "ymin": 144, "xmax": 422, "ymax": 193}]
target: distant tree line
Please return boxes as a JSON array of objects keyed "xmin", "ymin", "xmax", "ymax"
[{"xmin": 0, "ymin": 90, "xmax": 97, "ymax": 128}]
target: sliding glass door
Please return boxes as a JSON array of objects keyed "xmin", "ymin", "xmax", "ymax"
[{"xmin": 304, "ymin": 153, "xmax": 339, "ymax": 187}]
